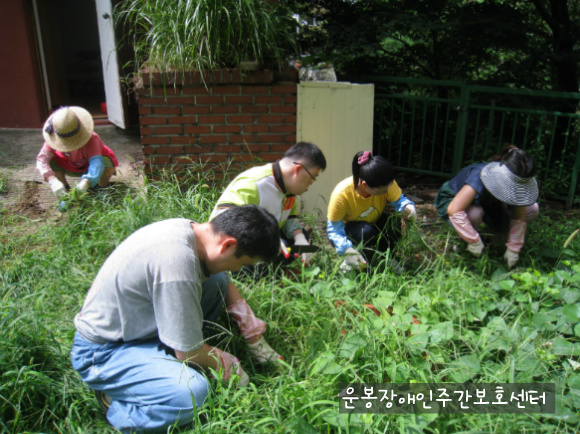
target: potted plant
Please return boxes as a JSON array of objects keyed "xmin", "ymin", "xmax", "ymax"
[{"xmin": 115, "ymin": 0, "xmax": 298, "ymax": 81}]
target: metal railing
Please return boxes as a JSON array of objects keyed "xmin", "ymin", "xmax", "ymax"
[{"xmin": 353, "ymin": 77, "xmax": 580, "ymax": 206}]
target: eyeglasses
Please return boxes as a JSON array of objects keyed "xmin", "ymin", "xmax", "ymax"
[{"xmin": 293, "ymin": 162, "xmax": 317, "ymax": 181}]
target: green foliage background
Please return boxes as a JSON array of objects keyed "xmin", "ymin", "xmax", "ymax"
[{"xmin": 293, "ymin": 0, "xmax": 580, "ymax": 93}]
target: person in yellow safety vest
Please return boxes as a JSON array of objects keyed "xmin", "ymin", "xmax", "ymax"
[{"xmin": 210, "ymin": 141, "xmax": 327, "ymax": 268}]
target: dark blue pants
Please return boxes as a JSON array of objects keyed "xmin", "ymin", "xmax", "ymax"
[{"xmin": 345, "ymin": 213, "xmax": 402, "ymax": 264}]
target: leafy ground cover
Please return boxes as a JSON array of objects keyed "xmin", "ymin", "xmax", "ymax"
[{"xmin": 1, "ymin": 169, "xmax": 579, "ymax": 434}]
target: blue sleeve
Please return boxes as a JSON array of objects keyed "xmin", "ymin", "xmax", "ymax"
[
  {"xmin": 391, "ymin": 193, "xmax": 415, "ymax": 212},
  {"xmin": 327, "ymin": 220, "xmax": 353, "ymax": 255},
  {"xmin": 390, "ymin": 193, "xmax": 415, "ymax": 212},
  {"xmin": 81, "ymin": 156, "xmax": 105, "ymax": 187}
]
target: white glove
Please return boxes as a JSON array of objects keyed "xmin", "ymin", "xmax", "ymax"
[
  {"xmin": 340, "ymin": 247, "xmax": 367, "ymax": 271},
  {"xmin": 76, "ymin": 179, "xmax": 91, "ymax": 194},
  {"xmin": 48, "ymin": 177, "xmax": 67, "ymax": 199},
  {"xmin": 504, "ymin": 249, "xmax": 519, "ymax": 268},
  {"xmin": 212, "ymin": 348, "xmax": 250, "ymax": 386},
  {"xmin": 247, "ymin": 337, "xmax": 284, "ymax": 363},
  {"xmin": 404, "ymin": 204, "xmax": 417, "ymax": 222},
  {"xmin": 466, "ymin": 240, "xmax": 484, "ymax": 257},
  {"xmin": 294, "ymin": 232, "xmax": 313, "ymax": 266}
]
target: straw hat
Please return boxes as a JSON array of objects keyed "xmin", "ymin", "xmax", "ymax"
[
  {"xmin": 481, "ymin": 162, "xmax": 539, "ymax": 206},
  {"xmin": 43, "ymin": 106, "xmax": 94, "ymax": 152}
]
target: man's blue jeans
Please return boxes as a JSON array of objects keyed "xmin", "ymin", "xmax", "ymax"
[{"xmin": 70, "ymin": 273, "xmax": 228, "ymax": 433}]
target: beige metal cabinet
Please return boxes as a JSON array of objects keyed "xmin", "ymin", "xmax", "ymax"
[{"xmin": 297, "ymin": 81, "xmax": 375, "ymax": 221}]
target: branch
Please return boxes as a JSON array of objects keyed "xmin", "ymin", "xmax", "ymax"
[{"xmin": 528, "ymin": 0, "xmax": 559, "ymax": 33}]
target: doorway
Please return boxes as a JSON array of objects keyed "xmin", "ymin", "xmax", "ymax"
[{"xmin": 34, "ymin": 0, "xmax": 108, "ymax": 122}]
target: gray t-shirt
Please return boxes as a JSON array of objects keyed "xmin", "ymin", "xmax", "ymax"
[{"xmin": 74, "ymin": 218, "xmax": 207, "ymax": 352}]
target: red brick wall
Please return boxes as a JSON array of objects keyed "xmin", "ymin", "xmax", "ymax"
[{"xmin": 137, "ymin": 69, "xmax": 298, "ymax": 181}]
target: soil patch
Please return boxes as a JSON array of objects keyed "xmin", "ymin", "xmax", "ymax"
[
  {"xmin": 9, "ymin": 181, "xmax": 47, "ymax": 218},
  {"xmin": 129, "ymin": 150, "xmax": 144, "ymax": 174}
]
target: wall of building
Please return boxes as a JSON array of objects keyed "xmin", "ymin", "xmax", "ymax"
[
  {"xmin": 137, "ymin": 69, "xmax": 298, "ymax": 181},
  {"xmin": 0, "ymin": 0, "xmax": 46, "ymax": 128}
]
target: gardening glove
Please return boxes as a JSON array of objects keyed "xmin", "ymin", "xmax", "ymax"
[
  {"xmin": 76, "ymin": 179, "xmax": 91, "ymax": 194},
  {"xmin": 211, "ymin": 347, "xmax": 250, "ymax": 386},
  {"xmin": 247, "ymin": 337, "xmax": 284, "ymax": 363},
  {"xmin": 403, "ymin": 204, "xmax": 417, "ymax": 222},
  {"xmin": 48, "ymin": 177, "xmax": 67, "ymax": 199},
  {"xmin": 293, "ymin": 232, "xmax": 313, "ymax": 266},
  {"xmin": 227, "ymin": 299, "xmax": 266, "ymax": 340},
  {"xmin": 466, "ymin": 240, "xmax": 484, "ymax": 257},
  {"xmin": 504, "ymin": 249, "xmax": 519, "ymax": 269},
  {"xmin": 340, "ymin": 247, "xmax": 367, "ymax": 271}
]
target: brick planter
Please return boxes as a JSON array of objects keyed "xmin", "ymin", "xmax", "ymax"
[{"xmin": 136, "ymin": 69, "xmax": 298, "ymax": 181}]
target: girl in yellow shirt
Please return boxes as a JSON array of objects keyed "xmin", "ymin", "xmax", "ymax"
[{"xmin": 327, "ymin": 151, "xmax": 416, "ymax": 271}]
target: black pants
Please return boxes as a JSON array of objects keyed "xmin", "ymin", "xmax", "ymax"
[{"xmin": 344, "ymin": 214, "xmax": 402, "ymax": 264}]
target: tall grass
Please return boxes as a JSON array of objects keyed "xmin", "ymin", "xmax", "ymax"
[
  {"xmin": 1, "ymin": 167, "xmax": 579, "ymax": 433},
  {"xmin": 115, "ymin": 0, "xmax": 298, "ymax": 76}
]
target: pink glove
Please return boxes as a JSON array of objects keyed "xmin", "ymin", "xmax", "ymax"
[
  {"xmin": 506, "ymin": 220, "xmax": 527, "ymax": 253},
  {"xmin": 210, "ymin": 347, "xmax": 249, "ymax": 385},
  {"xmin": 449, "ymin": 211, "xmax": 481, "ymax": 244},
  {"xmin": 227, "ymin": 299, "xmax": 266, "ymax": 340}
]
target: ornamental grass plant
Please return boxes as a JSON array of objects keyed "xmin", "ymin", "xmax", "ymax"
[
  {"xmin": 1, "ymin": 166, "xmax": 579, "ymax": 433},
  {"xmin": 115, "ymin": 0, "xmax": 298, "ymax": 78}
]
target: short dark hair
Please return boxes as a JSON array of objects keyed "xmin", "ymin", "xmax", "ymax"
[
  {"xmin": 498, "ymin": 145, "xmax": 535, "ymax": 178},
  {"xmin": 210, "ymin": 205, "xmax": 280, "ymax": 261},
  {"xmin": 352, "ymin": 151, "xmax": 395, "ymax": 188},
  {"xmin": 283, "ymin": 141, "xmax": 327, "ymax": 170}
]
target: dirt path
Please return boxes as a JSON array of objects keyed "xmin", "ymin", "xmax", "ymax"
[{"xmin": 0, "ymin": 126, "xmax": 143, "ymax": 218}]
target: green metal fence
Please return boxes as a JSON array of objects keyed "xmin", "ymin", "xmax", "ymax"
[{"xmin": 356, "ymin": 77, "xmax": 580, "ymax": 206}]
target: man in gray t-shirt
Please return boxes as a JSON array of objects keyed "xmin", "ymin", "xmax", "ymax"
[{"xmin": 70, "ymin": 205, "xmax": 280, "ymax": 433}]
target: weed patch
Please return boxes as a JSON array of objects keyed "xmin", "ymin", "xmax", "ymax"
[{"xmin": 0, "ymin": 167, "xmax": 578, "ymax": 433}]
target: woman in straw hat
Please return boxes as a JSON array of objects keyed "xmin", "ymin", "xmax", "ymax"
[
  {"xmin": 434, "ymin": 145, "xmax": 539, "ymax": 268},
  {"xmin": 36, "ymin": 106, "xmax": 118, "ymax": 200}
]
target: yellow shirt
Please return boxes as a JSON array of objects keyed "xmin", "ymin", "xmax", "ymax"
[{"xmin": 327, "ymin": 176, "xmax": 403, "ymax": 224}]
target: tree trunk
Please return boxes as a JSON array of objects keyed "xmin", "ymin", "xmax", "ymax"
[{"xmin": 531, "ymin": 0, "xmax": 579, "ymax": 96}]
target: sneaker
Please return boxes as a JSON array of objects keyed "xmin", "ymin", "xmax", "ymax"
[{"xmin": 94, "ymin": 390, "xmax": 112, "ymax": 415}]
